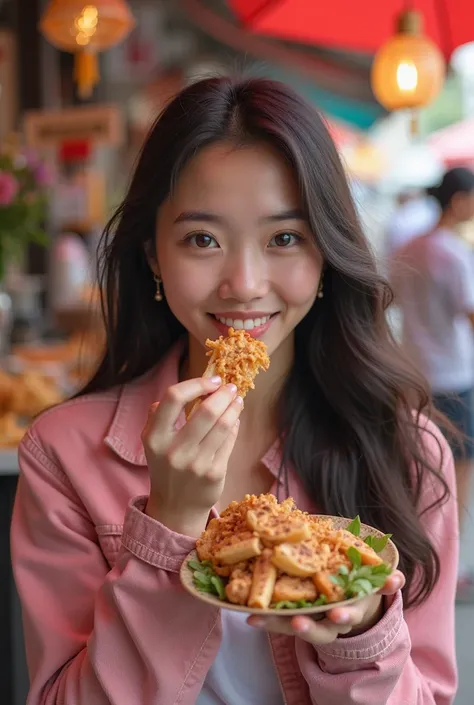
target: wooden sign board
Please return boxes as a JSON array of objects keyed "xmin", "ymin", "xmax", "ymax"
[{"xmin": 23, "ymin": 104, "xmax": 124, "ymax": 148}]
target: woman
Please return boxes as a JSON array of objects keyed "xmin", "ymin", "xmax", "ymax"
[
  {"xmin": 391, "ymin": 167, "xmax": 474, "ymax": 598},
  {"xmin": 12, "ymin": 78, "xmax": 458, "ymax": 705}
]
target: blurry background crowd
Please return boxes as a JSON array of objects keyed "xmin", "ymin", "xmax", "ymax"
[{"xmin": 0, "ymin": 1, "xmax": 473, "ymax": 703}]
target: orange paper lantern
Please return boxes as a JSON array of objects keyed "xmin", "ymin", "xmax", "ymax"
[
  {"xmin": 371, "ymin": 10, "xmax": 445, "ymax": 112},
  {"xmin": 40, "ymin": 0, "xmax": 135, "ymax": 98}
]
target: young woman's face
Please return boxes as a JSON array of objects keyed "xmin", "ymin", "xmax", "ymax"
[{"xmin": 154, "ymin": 142, "xmax": 323, "ymax": 357}]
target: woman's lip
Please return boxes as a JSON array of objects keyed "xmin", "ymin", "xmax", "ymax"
[
  {"xmin": 209, "ymin": 314, "xmax": 277, "ymax": 339},
  {"xmin": 209, "ymin": 312, "xmax": 277, "ymax": 320}
]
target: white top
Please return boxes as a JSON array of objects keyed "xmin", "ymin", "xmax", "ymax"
[
  {"xmin": 197, "ymin": 611, "xmax": 285, "ymax": 705},
  {"xmin": 386, "ymin": 197, "xmax": 439, "ymax": 255},
  {"xmin": 49, "ymin": 232, "xmax": 91, "ymax": 311},
  {"xmin": 391, "ymin": 228, "xmax": 474, "ymax": 392}
]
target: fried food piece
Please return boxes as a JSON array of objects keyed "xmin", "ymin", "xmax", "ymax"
[
  {"xmin": 226, "ymin": 565, "xmax": 253, "ymax": 605},
  {"xmin": 272, "ymin": 576, "xmax": 318, "ymax": 603},
  {"xmin": 214, "ymin": 536, "xmax": 262, "ymax": 565},
  {"xmin": 205, "ymin": 327, "xmax": 270, "ymax": 396},
  {"xmin": 0, "ymin": 412, "xmax": 26, "ymax": 447},
  {"xmin": 336, "ymin": 530, "xmax": 383, "ymax": 566},
  {"xmin": 272, "ymin": 539, "xmax": 330, "ymax": 578},
  {"xmin": 312, "ymin": 571, "xmax": 345, "ymax": 603},
  {"xmin": 0, "ymin": 371, "xmax": 14, "ymax": 414},
  {"xmin": 246, "ymin": 508, "xmax": 311, "ymax": 545},
  {"xmin": 187, "ymin": 328, "xmax": 269, "ymax": 418},
  {"xmin": 9, "ymin": 371, "xmax": 62, "ymax": 417},
  {"xmin": 248, "ymin": 549, "xmax": 278, "ymax": 609}
]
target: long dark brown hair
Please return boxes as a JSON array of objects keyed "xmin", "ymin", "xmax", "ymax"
[{"xmin": 82, "ymin": 77, "xmax": 450, "ymax": 609}]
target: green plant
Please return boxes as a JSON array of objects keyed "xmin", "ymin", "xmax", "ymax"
[{"xmin": 0, "ymin": 150, "xmax": 50, "ymax": 281}]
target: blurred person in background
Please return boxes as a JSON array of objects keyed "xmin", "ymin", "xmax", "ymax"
[{"xmin": 391, "ymin": 167, "xmax": 474, "ymax": 600}]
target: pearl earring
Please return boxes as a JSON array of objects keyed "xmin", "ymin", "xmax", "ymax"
[{"xmin": 154, "ymin": 274, "xmax": 163, "ymax": 302}]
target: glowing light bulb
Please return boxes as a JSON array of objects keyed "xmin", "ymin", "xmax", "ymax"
[
  {"xmin": 74, "ymin": 5, "xmax": 99, "ymax": 45},
  {"xmin": 396, "ymin": 61, "xmax": 418, "ymax": 92},
  {"xmin": 371, "ymin": 10, "xmax": 444, "ymax": 111}
]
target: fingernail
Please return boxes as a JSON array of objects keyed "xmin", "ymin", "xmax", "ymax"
[
  {"xmin": 335, "ymin": 611, "xmax": 351, "ymax": 624},
  {"xmin": 249, "ymin": 617, "xmax": 264, "ymax": 628},
  {"xmin": 226, "ymin": 383, "xmax": 238, "ymax": 393},
  {"xmin": 234, "ymin": 395, "xmax": 244, "ymax": 405},
  {"xmin": 294, "ymin": 620, "xmax": 309, "ymax": 633},
  {"xmin": 393, "ymin": 576, "xmax": 403, "ymax": 590},
  {"xmin": 210, "ymin": 376, "xmax": 222, "ymax": 385}
]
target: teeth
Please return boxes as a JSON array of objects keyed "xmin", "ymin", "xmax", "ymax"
[{"xmin": 215, "ymin": 315, "xmax": 270, "ymax": 330}]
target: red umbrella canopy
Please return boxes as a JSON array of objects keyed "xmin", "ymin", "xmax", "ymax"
[{"xmin": 229, "ymin": 0, "xmax": 473, "ymax": 58}]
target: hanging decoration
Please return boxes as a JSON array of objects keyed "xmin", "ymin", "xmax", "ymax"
[
  {"xmin": 40, "ymin": 0, "xmax": 135, "ymax": 99},
  {"xmin": 371, "ymin": 10, "xmax": 445, "ymax": 113}
]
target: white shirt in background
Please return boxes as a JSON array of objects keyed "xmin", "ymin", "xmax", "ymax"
[
  {"xmin": 197, "ymin": 611, "xmax": 285, "ymax": 705},
  {"xmin": 49, "ymin": 232, "xmax": 91, "ymax": 311},
  {"xmin": 386, "ymin": 197, "xmax": 440, "ymax": 255},
  {"xmin": 391, "ymin": 228, "xmax": 474, "ymax": 392}
]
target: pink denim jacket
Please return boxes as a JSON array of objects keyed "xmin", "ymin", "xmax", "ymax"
[{"xmin": 11, "ymin": 345, "xmax": 459, "ymax": 705}]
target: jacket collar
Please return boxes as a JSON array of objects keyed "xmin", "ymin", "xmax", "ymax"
[
  {"xmin": 103, "ymin": 341, "xmax": 283, "ymax": 480},
  {"xmin": 104, "ymin": 343, "xmax": 185, "ymax": 466}
]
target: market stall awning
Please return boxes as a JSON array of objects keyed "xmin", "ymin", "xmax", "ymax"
[
  {"xmin": 229, "ymin": 0, "xmax": 473, "ymax": 58},
  {"xmin": 429, "ymin": 117, "xmax": 474, "ymax": 168}
]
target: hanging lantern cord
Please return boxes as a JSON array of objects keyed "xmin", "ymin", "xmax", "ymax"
[{"xmin": 74, "ymin": 51, "xmax": 100, "ymax": 99}]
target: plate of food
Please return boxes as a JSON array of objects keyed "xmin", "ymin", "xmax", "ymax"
[{"xmin": 180, "ymin": 493, "xmax": 399, "ymax": 616}]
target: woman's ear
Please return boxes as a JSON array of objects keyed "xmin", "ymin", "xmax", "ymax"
[{"xmin": 144, "ymin": 240, "xmax": 159, "ymax": 277}]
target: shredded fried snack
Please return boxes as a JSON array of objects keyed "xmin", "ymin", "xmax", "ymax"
[
  {"xmin": 187, "ymin": 328, "xmax": 270, "ymax": 419},
  {"xmin": 194, "ymin": 494, "xmax": 390, "ymax": 608}
]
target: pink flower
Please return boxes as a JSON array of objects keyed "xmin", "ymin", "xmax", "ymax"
[
  {"xmin": 34, "ymin": 162, "xmax": 52, "ymax": 186},
  {"xmin": 0, "ymin": 171, "xmax": 18, "ymax": 205}
]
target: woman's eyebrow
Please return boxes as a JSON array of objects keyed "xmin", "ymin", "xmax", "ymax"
[
  {"xmin": 261, "ymin": 208, "xmax": 306, "ymax": 223},
  {"xmin": 174, "ymin": 211, "xmax": 224, "ymax": 224},
  {"xmin": 174, "ymin": 208, "xmax": 306, "ymax": 225}
]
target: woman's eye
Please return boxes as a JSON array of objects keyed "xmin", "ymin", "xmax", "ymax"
[
  {"xmin": 188, "ymin": 232, "xmax": 219, "ymax": 248},
  {"xmin": 269, "ymin": 232, "xmax": 302, "ymax": 248}
]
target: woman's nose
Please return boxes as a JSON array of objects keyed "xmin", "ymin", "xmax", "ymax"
[{"xmin": 219, "ymin": 250, "xmax": 269, "ymax": 302}]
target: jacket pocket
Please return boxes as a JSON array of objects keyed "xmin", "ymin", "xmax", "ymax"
[{"xmin": 96, "ymin": 524, "xmax": 123, "ymax": 568}]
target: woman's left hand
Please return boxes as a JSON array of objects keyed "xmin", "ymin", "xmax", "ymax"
[{"xmin": 246, "ymin": 570, "xmax": 405, "ymax": 645}]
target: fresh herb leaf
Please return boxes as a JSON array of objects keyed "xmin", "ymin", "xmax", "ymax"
[
  {"xmin": 210, "ymin": 575, "xmax": 226, "ymax": 600},
  {"xmin": 314, "ymin": 595, "xmax": 328, "ymax": 606},
  {"xmin": 364, "ymin": 534, "xmax": 392, "ymax": 553},
  {"xmin": 372, "ymin": 563, "xmax": 392, "ymax": 575},
  {"xmin": 188, "ymin": 558, "xmax": 228, "ymax": 599},
  {"xmin": 369, "ymin": 574, "xmax": 390, "ymax": 589},
  {"xmin": 339, "ymin": 565, "xmax": 350, "ymax": 576},
  {"xmin": 194, "ymin": 572, "xmax": 212, "ymax": 586},
  {"xmin": 347, "ymin": 547, "xmax": 362, "ymax": 570},
  {"xmin": 349, "ymin": 578, "xmax": 374, "ymax": 596},
  {"xmin": 346, "ymin": 515, "xmax": 361, "ymax": 537},
  {"xmin": 353, "ymin": 566, "xmax": 373, "ymax": 579},
  {"xmin": 272, "ymin": 595, "xmax": 329, "ymax": 609},
  {"xmin": 187, "ymin": 560, "xmax": 203, "ymax": 572}
]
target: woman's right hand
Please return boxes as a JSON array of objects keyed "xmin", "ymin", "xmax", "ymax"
[{"xmin": 142, "ymin": 377, "xmax": 243, "ymax": 537}]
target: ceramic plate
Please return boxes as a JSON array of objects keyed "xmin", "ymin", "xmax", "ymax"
[{"xmin": 180, "ymin": 515, "xmax": 399, "ymax": 616}]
